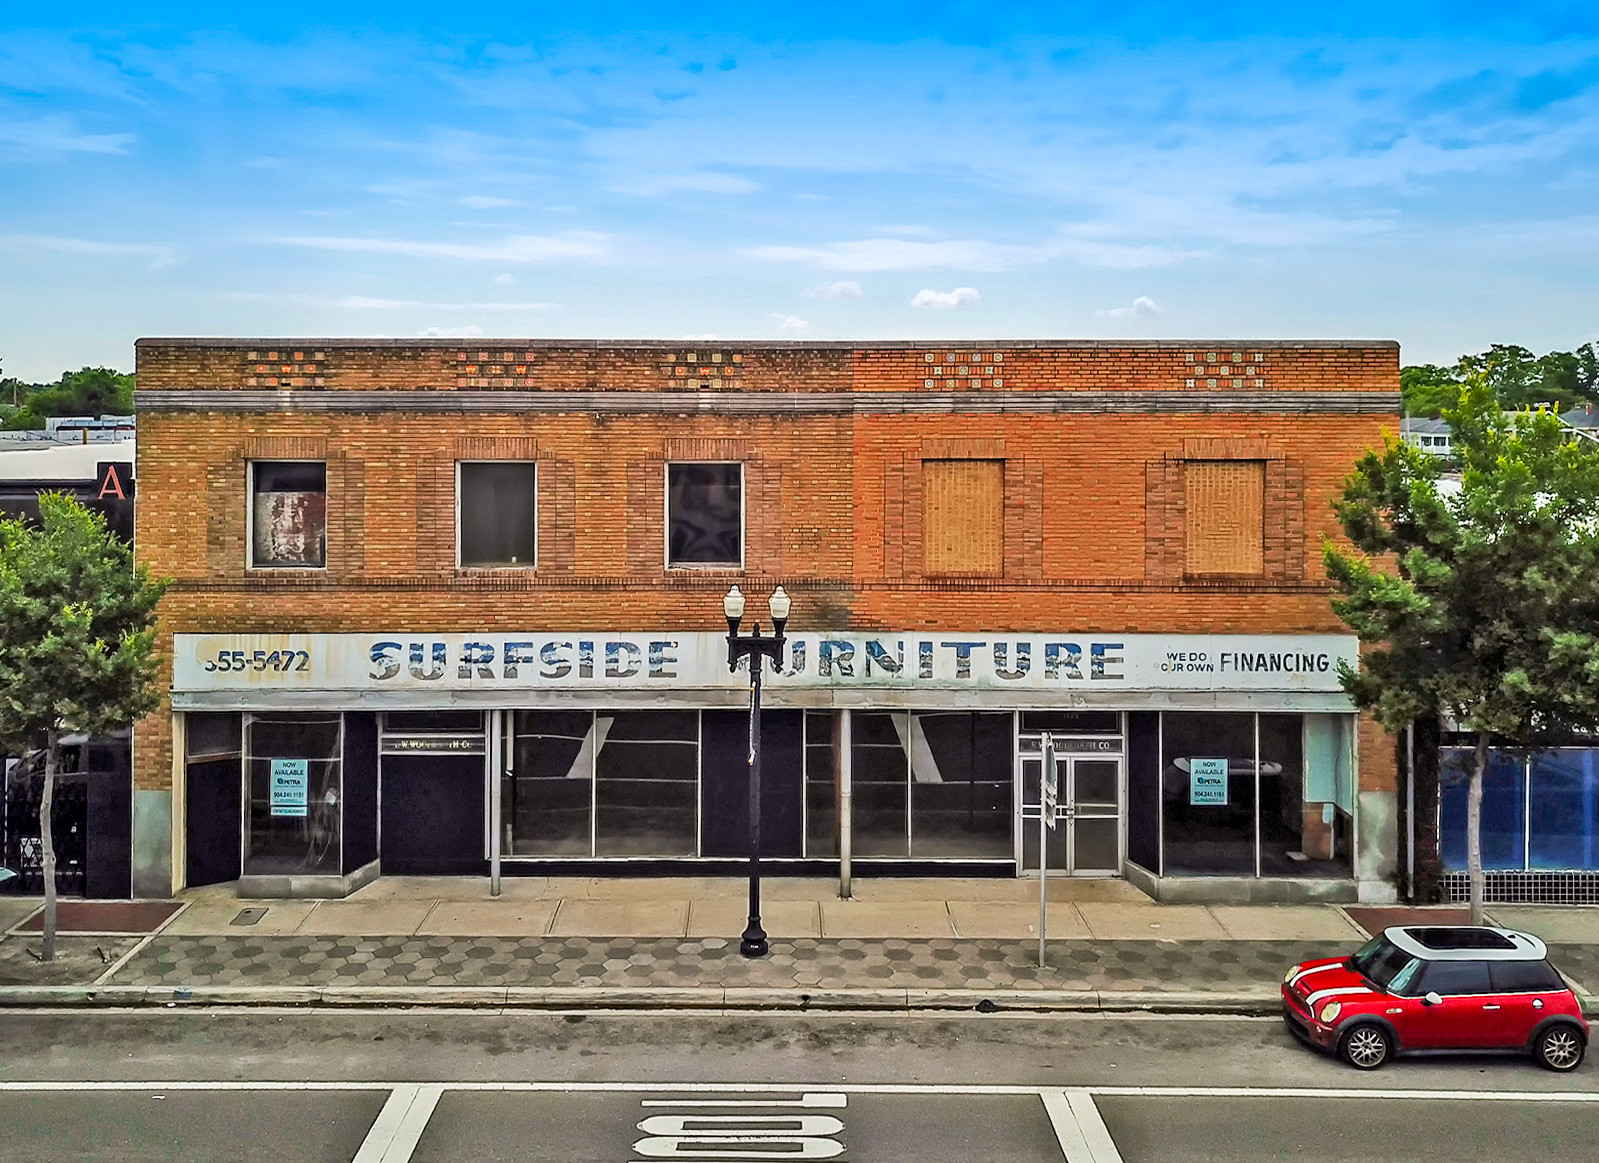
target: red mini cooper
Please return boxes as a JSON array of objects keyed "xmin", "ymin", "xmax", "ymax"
[{"xmin": 1283, "ymin": 926, "xmax": 1589, "ymax": 1071}]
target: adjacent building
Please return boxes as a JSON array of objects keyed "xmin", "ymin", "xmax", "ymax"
[{"xmin": 132, "ymin": 339, "xmax": 1401, "ymax": 902}]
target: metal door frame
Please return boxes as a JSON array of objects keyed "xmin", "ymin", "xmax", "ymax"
[{"xmin": 1016, "ymin": 723, "xmax": 1126, "ymax": 878}]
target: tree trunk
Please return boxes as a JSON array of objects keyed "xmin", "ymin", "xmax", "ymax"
[
  {"xmin": 1467, "ymin": 732, "xmax": 1488, "ymax": 927},
  {"xmin": 41, "ymin": 729, "xmax": 59, "ymax": 962}
]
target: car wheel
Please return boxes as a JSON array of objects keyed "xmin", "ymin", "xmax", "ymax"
[
  {"xmin": 1338, "ymin": 1023, "xmax": 1393, "ymax": 1070},
  {"xmin": 1534, "ymin": 1024, "xmax": 1586, "ymax": 1072}
]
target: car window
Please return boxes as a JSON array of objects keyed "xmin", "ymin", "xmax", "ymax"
[
  {"xmin": 1488, "ymin": 960, "xmax": 1565, "ymax": 992},
  {"xmin": 1418, "ymin": 960, "xmax": 1492, "ymax": 995},
  {"xmin": 1351, "ymin": 938, "xmax": 1416, "ymax": 991},
  {"xmin": 1388, "ymin": 959, "xmax": 1423, "ymax": 996}
]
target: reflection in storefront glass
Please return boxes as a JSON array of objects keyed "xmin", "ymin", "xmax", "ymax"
[{"xmin": 244, "ymin": 712, "xmax": 342, "ymax": 876}]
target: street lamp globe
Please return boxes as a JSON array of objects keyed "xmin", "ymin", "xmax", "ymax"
[
  {"xmin": 723, "ymin": 585, "xmax": 746, "ymax": 622},
  {"xmin": 768, "ymin": 586, "xmax": 791, "ymax": 624}
]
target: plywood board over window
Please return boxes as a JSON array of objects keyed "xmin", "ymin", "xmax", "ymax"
[
  {"xmin": 1185, "ymin": 460, "xmax": 1264, "ymax": 575},
  {"xmin": 923, "ymin": 459, "xmax": 1003, "ymax": 574}
]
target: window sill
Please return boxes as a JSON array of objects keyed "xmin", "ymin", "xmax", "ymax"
[
  {"xmin": 456, "ymin": 565, "xmax": 538, "ymax": 572},
  {"xmin": 246, "ymin": 565, "xmax": 328, "ymax": 573},
  {"xmin": 666, "ymin": 562, "xmax": 744, "ymax": 571}
]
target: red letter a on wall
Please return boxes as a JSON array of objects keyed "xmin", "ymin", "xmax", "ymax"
[{"xmin": 97, "ymin": 463, "xmax": 127, "ymax": 500}]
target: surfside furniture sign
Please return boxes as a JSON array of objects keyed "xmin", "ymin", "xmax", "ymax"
[{"xmin": 174, "ymin": 633, "xmax": 1358, "ymax": 693}]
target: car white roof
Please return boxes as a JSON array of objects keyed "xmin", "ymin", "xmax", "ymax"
[{"xmin": 1384, "ymin": 925, "xmax": 1547, "ymax": 961}]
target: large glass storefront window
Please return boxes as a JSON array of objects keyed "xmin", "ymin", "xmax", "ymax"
[
  {"xmin": 1134, "ymin": 711, "xmax": 1353, "ymax": 878},
  {"xmin": 244, "ymin": 712, "xmax": 342, "ymax": 876},
  {"xmin": 1439, "ymin": 747, "xmax": 1599, "ymax": 872},
  {"xmin": 804, "ymin": 711, "xmax": 838, "ymax": 857},
  {"xmin": 595, "ymin": 711, "xmax": 699, "ymax": 856},
  {"xmin": 507, "ymin": 711, "xmax": 593, "ymax": 856}
]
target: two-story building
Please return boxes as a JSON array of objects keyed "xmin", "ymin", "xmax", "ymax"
[{"xmin": 132, "ymin": 339, "xmax": 1401, "ymax": 903}]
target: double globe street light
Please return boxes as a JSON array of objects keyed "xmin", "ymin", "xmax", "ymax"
[{"xmin": 722, "ymin": 584, "xmax": 791, "ymax": 958}]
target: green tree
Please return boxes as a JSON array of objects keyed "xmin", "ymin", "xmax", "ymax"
[
  {"xmin": 2, "ymin": 367, "xmax": 134, "ymax": 431},
  {"xmin": 1400, "ymin": 363, "xmax": 1461, "ymax": 418},
  {"xmin": 1325, "ymin": 375, "xmax": 1599, "ymax": 923},
  {"xmin": 0, "ymin": 494, "xmax": 168, "ymax": 959}
]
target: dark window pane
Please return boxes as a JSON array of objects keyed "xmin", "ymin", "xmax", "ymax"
[
  {"xmin": 507, "ymin": 710, "xmax": 593, "ymax": 856},
  {"xmin": 805, "ymin": 711, "xmax": 838, "ymax": 857},
  {"xmin": 459, "ymin": 462, "xmax": 537, "ymax": 567},
  {"xmin": 1020, "ymin": 711, "xmax": 1120, "ymax": 735},
  {"xmin": 594, "ymin": 712, "xmax": 698, "ymax": 855},
  {"xmin": 910, "ymin": 712, "xmax": 1012, "ymax": 859},
  {"xmin": 1440, "ymin": 750, "xmax": 1527, "ymax": 870},
  {"xmin": 244, "ymin": 712, "xmax": 341, "ymax": 875},
  {"xmin": 851, "ymin": 712, "xmax": 907, "ymax": 857},
  {"xmin": 1126, "ymin": 712, "xmax": 1160, "ymax": 872},
  {"xmin": 668, "ymin": 462, "xmax": 742, "ymax": 565},
  {"xmin": 251, "ymin": 461, "xmax": 326, "ymax": 568},
  {"xmin": 1528, "ymin": 750, "xmax": 1599, "ymax": 870},
  {"xmin": 1489, "ymin": 960, "xmax": 1565, "ymax": 992},
  {"xmin": 384, "ymin": 711, "xmax": 484, "ymax": 733},
  {"xmin": 1162, "ymin": 712, "xmax": 1257, "ymax": 876},
  {"xmin": 1419, "ymin": 960, "xmax": 1492, "ymax": 996},
  {"xmin": 187, "ymin": 712, "xmax": 242, "ymax": 761}
]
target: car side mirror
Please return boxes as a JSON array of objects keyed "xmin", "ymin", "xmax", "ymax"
[{"xmin": 1422, "ymin": 991, "xmax": 1442, "ymax": 1007}]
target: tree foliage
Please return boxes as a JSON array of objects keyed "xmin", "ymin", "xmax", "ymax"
[
  {"xmin": 1, "ymin": 367, "xmax": 135, "ymax": 430},
  {"xmin": 0, "ymin": 494, "xmax": 168, "ymax": 955},
  {"xmin": 1402, "ymin": 342, "xmax": 1599, "ymax": 418},
  {"xmin": 1326, "ymin": 375, "xmax": 1599, "ymax": 918}
]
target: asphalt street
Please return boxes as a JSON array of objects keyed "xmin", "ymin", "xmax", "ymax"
[{"xmin": 1, "ymin": 1010, "xmax": 1596, "ymax": 1161}]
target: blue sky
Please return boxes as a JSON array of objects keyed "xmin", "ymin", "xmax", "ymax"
[{"xmin": 2, "ymin": 3, "xmax": 1597, "ymax": 379}]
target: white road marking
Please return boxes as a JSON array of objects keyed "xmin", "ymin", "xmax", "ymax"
[
  {"xmin": 351, "ymin": 1084, "xmax": 443, "ymax": 1163},
  {"xmin": 1042, "ymin": 1089, "xmax": 1125, "ymax": 1163},
  {"xmin": 640, "ymin": 1094, "xmax": 847, "ymax": 1108}
]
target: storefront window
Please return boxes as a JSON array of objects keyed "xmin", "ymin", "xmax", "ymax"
[
  {"xmin": 804, "ymin": 711, "xmax": 839, "ymax": 857},
  {"xmin": 1529, "ymin": 751, "xmax": 1599, "ymax": 870},
  {"xmin": 594, "ymin": 711, "xmax": 699, "ymax": 856},
  {"xmin": 244, "ymin": 712, "xmax": 342, "ymax": 876},
  {"xmin": 1161, "ymin": 712, "xmax": 1257, "ymax": 876},
  {"xmin": 508, "ymin": 711, "xmax": 594, "ymax": 856},
  {"xmin": 1440, "ymin": 748, "xmax": 1527, "ymax": 870},
  {"xmin": 851, "ymin": 712, "xmax": 908, "ymax": 857},
  {"xmin": 910, "ymin": 712, "xmax": 1012, "ymax": 859}
]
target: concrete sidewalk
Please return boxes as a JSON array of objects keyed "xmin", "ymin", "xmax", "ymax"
[{"xmin": 2, "ymin": 879, "xmax": 1596, "ymax": 1013}]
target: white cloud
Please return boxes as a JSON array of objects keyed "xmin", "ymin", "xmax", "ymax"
[
  {"xmin": 803, "ymin": 280, "xmax": 863, "ymax": 300},
  {"xmin": 771, "ymin": 313, "xmax": 809, "ymax": 333},
  {"xmin": 459, "ymin": 195, "xmax": 525, "ymax": 209},
  {"xmin": 1, "ymin": 233, "xmax": 175, "ymax": 267},
  {"xmin": 0, "ymin": 115, "xmax": 134, "ymax": 156},
  {"xmin": 224, "ymin": 292, "xmax": 554, "ymax": 310},
  {"xmin": 272, "ymin": 233, "xmax": 610, "ymax": 263},
  {"xmin": 614, "ymin": 172, "xmax": 760, "ymax": 196},
  {"xmin": 911, "ymin": 287, "xmax": 980, "ymax": 310},
  {"xmin": 1099, "ymin": 296, "xmax": 1164, "ymax": 318},
  {"xmin": 416, "ymin": 325, "xmax": 484, "ymax": 338},
  {"xmin": 749, "ymin": 238, "xmax": 1029, "ymax": 272},
  {"xmin": 494, "ymin": 273, "xmax": 515, "ymax": 284}
]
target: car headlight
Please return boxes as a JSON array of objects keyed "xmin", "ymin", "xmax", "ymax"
[
  {"xmin": 1284, "ymin": 965, "xmax": 1299, "ymax": 984},
  {"xmin": 1318, "ymin": 1002, "xmax": 1343, "ymax": 1024}
]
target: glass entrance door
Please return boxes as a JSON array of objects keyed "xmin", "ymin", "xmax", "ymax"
[{"xmin": 1020, "ymin": 746, "xmax": 1124, "ymax": 876}]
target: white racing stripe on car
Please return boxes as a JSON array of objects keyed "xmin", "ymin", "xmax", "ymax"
[
  {"xmin": 1304, "ymin": 986, "xmax": 1372, "ymax": 1008},
  {"xmin": 1289, "ymin": 964, "xmax": 1346, "ymax": 989}
]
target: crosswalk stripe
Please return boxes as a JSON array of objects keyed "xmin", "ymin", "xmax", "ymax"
[{"xmin": 351, "ymin": 1084, "xmax": 443, "ymax": 1163}]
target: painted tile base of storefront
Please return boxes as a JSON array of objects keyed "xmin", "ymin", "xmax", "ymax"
[
  {"xmin": 1123, "ymin": 860, "xmax": 1357, "ymax": 904},
  {"xmin": 238, "ymin": 858, "xmax": 381, "ymax": 900}
]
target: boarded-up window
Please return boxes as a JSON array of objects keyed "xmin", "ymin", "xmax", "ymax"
[
  {"xmin": 923, "ymin": 459, "xmax": 1003, "ymax": 574},
  {"xmin": 1185, "ymin": 460, "xmax": 1264, "ymax": 574},
  {"xmin": 250, "ymin": 461, "xmax": 326, "ymax": 569}
]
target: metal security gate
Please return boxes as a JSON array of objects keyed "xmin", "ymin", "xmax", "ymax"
[{"xmin": 2, "ymin": 766, "xmax": 88, "ymax": 895}]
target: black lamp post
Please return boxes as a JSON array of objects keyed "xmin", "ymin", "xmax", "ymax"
[{"xmin": 723, "ymin": 583, "xmax": 791, "ymax": 959}]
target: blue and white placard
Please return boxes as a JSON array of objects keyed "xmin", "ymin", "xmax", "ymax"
[
  {"xmin": 270, "ymin": 758, "xmax": 309, "ymax": 817},
  {"xmin": 1188, "ymin": 758, "xmax": 1230, "ymax": 806}
]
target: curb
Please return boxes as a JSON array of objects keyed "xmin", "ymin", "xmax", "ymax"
[{"xmin": 0, "ymin": 983, "xmax": 1286, "ymax": 1014}]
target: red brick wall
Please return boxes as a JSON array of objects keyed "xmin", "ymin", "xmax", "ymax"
[{"xmin": 134, "ymin": 339, "xmax": 1400, "ymax": 794}]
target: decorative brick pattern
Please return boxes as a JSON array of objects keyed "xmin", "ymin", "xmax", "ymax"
[{"xmin": 243, "ymin": 348, "xmax": 327, "ymax": 389}]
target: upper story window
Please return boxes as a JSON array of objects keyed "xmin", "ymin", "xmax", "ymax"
[
  {"xmin": 667, "ymin": 462, "xmax": 742, "ymax": 567},
  {"xmin": 922, "ymin": 458, "xmax": 1004, "ymax": 575},
  {"xmin": 1184, "ymin": 459, "xmax": 1264, "ymax": 575},
  {"xmin": 458, "ymin": 461, "xmax": 537, "ymax": 568},
  {"xmin": 250, "ymin": 461, "xmax": 326, "ymax": 569}
]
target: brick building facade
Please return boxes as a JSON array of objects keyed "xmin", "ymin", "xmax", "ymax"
[{"xmin": 132, "ymin": 338, "xmax": 1400, "ymax": 902}]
